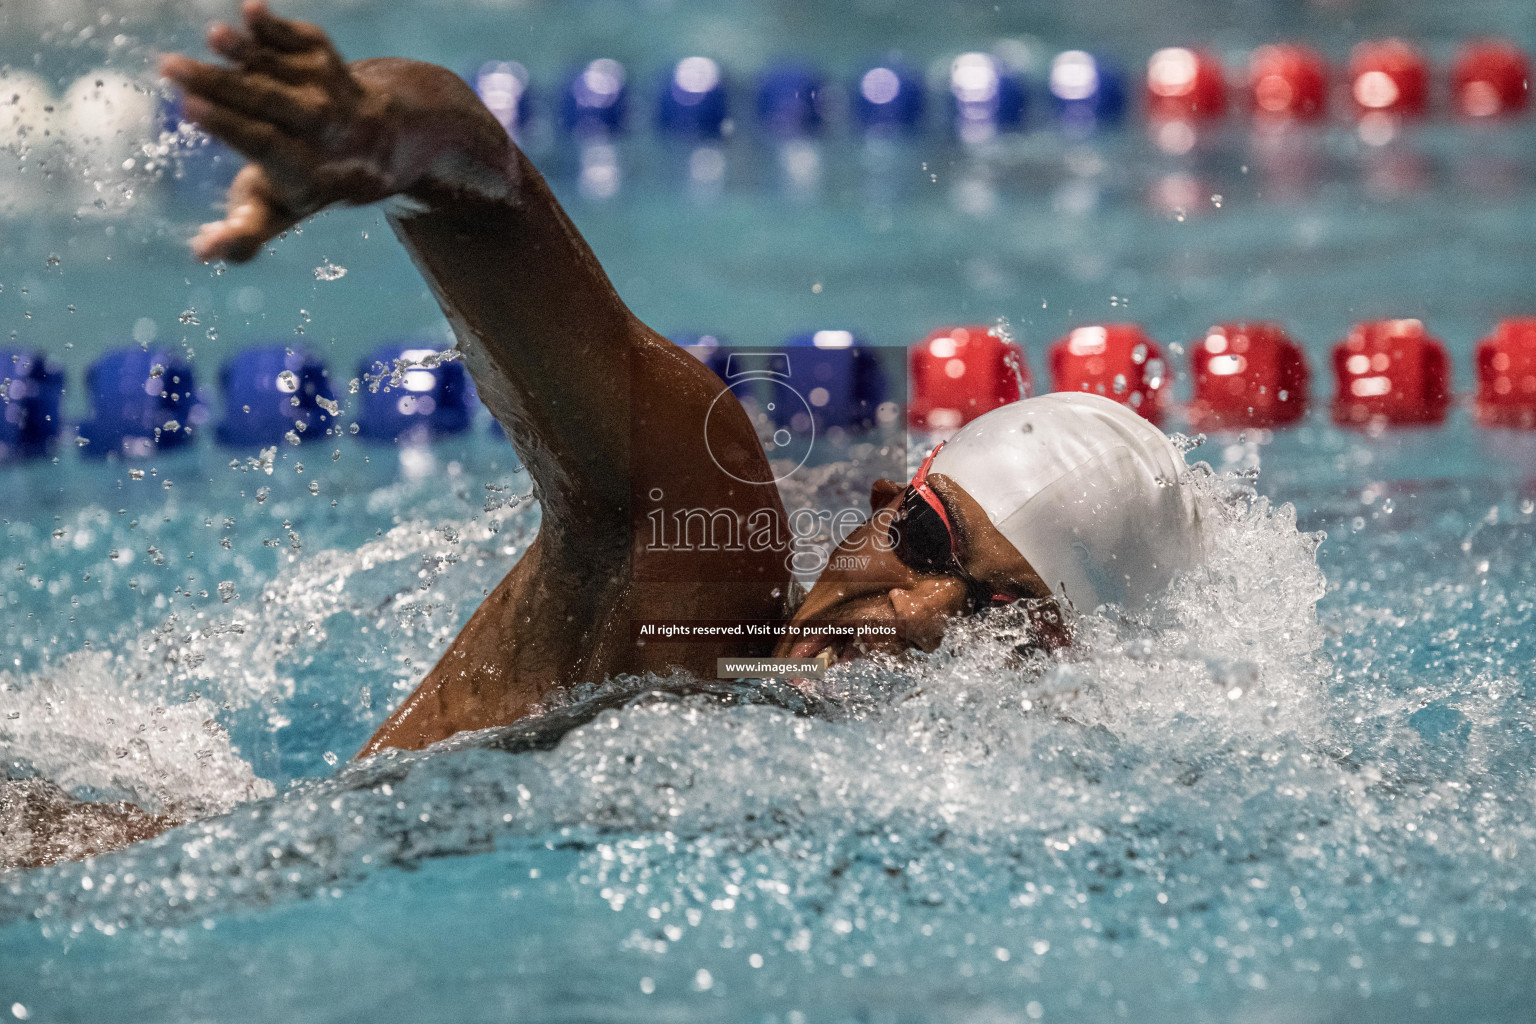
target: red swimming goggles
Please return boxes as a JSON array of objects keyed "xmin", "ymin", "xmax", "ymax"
[{"xmin": 888, "ymin": 441, "xmax": 1011, "ymax": 607}]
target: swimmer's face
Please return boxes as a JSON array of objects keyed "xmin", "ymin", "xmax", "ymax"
[{"xmin": 775, "ymin": 473, "xmax": 1061, "ymax": 666}]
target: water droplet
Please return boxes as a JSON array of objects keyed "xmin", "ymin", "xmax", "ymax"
[
  {"xmin": 313, "ymin": 261, "xmax": 347, "ymax": 281},
  {"xmin": 217, "ymin": 580, "xmax": 235, "ymax": 602}
]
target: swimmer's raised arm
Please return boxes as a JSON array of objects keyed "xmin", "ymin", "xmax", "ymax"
[
  {"xmin": 164, "ymin": 5, "xmax": 791, "ymax": 756},
  {"xmin": 160, "ymin": 2, "xmax": 684, "ymax": 541}
]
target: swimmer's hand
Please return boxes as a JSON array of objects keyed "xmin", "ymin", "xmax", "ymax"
[{"xmin": 160, "ymin": 1, "xmax": 513, "ymax": 263}]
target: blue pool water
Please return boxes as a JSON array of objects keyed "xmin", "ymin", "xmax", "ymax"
[{"xmin": 5, "ymin": 0, "xmax": 1536, "ymax": 1020}]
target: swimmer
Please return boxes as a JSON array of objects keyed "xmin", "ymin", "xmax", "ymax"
[
  {"xmin": 4, "ymin": 5, "xmax": 1203, "ymax": 866},
  {"xmin": 162, "ymin": 3, "xmax": 1200, "ymax": 749}
]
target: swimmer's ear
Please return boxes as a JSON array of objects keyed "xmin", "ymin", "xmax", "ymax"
[{"xmin": 869, "ymin": 478, "xmax": 904, "ymax": 510}]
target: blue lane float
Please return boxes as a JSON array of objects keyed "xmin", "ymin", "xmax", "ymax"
[
  {"xmin": 756, "ymin": 63, "xmax": 825, "ymax": 138},
  {"xmin": 474, "ymin": 60, "xmax": 532, "ymax": 139},
  {"xmin": 765, "ymin": 331, "xmax": 888, "ymax": 432},
  {"xmin": 563, "ymin": 58, "xmax": 629, "ymax": 137},
  {"xmin": 355, "ymin": 345, "xmax": 473, "ymax": 444},
  {"xmin": 78, "ymin": 348, "xmax": 205, "ymax": 459},
  {"xmin": 949, "ymin": 52, "xmax": 1028, "ymax": 140},
  {"xmin": 0, "ymin": 349, "xmax": 65, "ymax": 461},
  {"xmin": 215, "ymin": 345, "xmax": 337, "ymax": 447},
  {"xmin": 658, "ymin": 57, "xmax": 729, "ymax": 138},
  {"xmin": 853, "ymin": 61, "xmax": 925, "ymax": 134},
  {"xmin": 1048, "ymin": 50, "xmax": 1127, "ymax": 128}
]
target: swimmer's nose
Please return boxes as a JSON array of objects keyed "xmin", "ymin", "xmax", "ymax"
[{"xmin": 888, "ymin": 578, "xmax": 969, "ymax": 651}]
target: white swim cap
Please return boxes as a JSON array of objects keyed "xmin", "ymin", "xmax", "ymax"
[{"xmin": 926, "ymin": 392, "xmax": 1202, "ymax": 614}]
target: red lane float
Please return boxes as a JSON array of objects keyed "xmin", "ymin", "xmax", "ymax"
[
  {"xmin": 1049, "ymin": 323, "xmax": 1168, "ymax": 424},
  {"xmin": 908, "ymin": 325, "xmax": 1028, "ymax": 430},
  {"xmin": 1188, "ymin": 322, "xmax": 1309, "ymax": 430},
  {"xmin": 1475, "ymin": 318, "xmax": 1536, "ymax": 427},
  {"xmin": 1249, "ymin": 44, "xmax": 1328, "ymax": 120},
  {"xmin": 1451, "ymin": 40, "xmax": 1530, "ymax": 118},
  {"xmin": 1332, "ymin": 319, "xmax": 1450, "ymax": 427},
  {"xmin": 1349, "ymin": 39, "xmax": 1429, "ymax": 117},
  {"xmin": 1145, "ymin": 47, "xmax": 1227, "ymax": 120}
]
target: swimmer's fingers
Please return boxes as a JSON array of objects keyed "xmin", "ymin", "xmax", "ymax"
[
  {"xmin": 161, "ymin": 55, "xmax": 322, "ymax": 136},
  {"xmin": 191, "ymin": 165, "xmax": 299, "ymax": 263},
  {"xmin": 205, "ymin": 21, "xmax": 257, "ymax": 64},
  {"xmin": 209, "ymin": 7, "xmax": 351, "ymax": 86},
  {"xmin": 243, "ymin": 1, "xmax": 337, "ymax": 57},
  {"xmin": 191, "ymin": 206, "xmax": 284, "ymax": 264},
  {"xmin": 179, "ymin": 92, "xmax": 307, "ymax": 170},
  {"xmin": 206, "ymin": 21, "xmax": 329, "ymax": 85}
]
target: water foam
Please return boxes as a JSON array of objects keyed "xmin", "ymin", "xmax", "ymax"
[
  {"xmin": 12, "ymin": 446, "xmax": 1536, "ymax": 1022},
  {"xmin": 0, "ymin": 467, "xmax": 538, "ymax": 864},
  {"xmin": 1, "ymin": 451, "xmax": 1336, "ymax": 923}
]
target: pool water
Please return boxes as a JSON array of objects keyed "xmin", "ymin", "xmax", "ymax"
[{"xmin": 5, "ymin": 0, "xmax": 1536, "ymax": 1020}]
